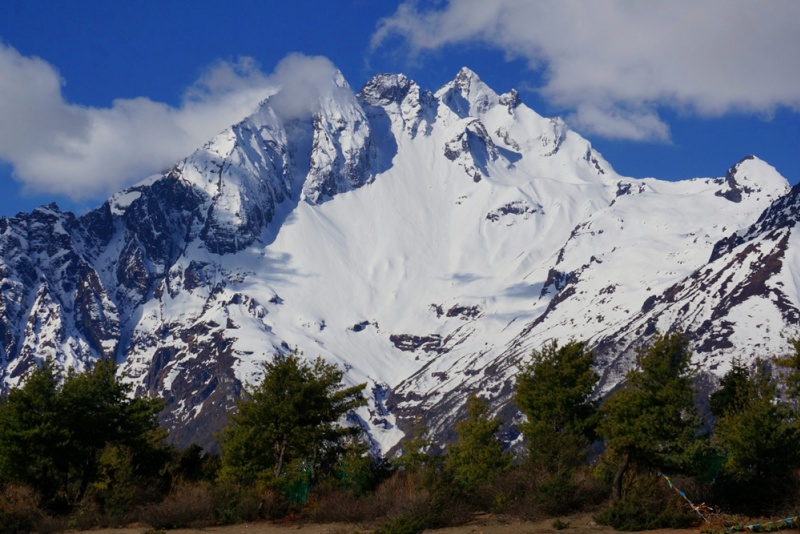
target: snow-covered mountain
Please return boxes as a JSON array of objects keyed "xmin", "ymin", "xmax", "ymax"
[{"xmin": 0, "ymin": 67, "xmax": 796, "ymax": 451}]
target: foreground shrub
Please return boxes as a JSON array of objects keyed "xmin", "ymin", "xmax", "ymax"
[
  {"xmin": 375, "ymin": 513, "xmax": 430, "ymax": 534},
  {"xmin": 34, "ymin": 515, "xmax": 68, "ymax": 534},
  {"xmin": 307, "ymin": 490, "xmax": 365, "ymax": 523},
  {"xmin": 66, "ymin": 499, "xmax": 103, "ymax": 531},
  {"xmin": 0, "ymin": 484, "xmax": 41, "ymax": 534},
  {"xmin": 547, "ymin": 467, "xmax": 609, "ymax": 516},
  {"xmin": 139, "ymin": 482, "xmax": 214, "ymax": 529},
  {"xmin": 307, "ymin": 476, "xmax": 386, "ymax": 524},
  {"xmin": 485, "ymin": 464, "xmax": 607, "ymax": 519},
  {"xmin": 310, "ymin": 471, "xmax": 433, "ymax": 525},
  {"xmin": 212, "ymin": 480, "xmax": 287, "ymax": 524},
  {"xmin": 310, "ymin": 469, "xmax": 471, "ymax": 533},
  {"xmin": 595, "ymin": 471, "xmax": 699, "ymax": 531}
]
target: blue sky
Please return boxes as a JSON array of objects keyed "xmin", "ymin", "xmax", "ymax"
[{"xmin": 0, "ymin": 0, "xmax": 798, "ymax": 217}]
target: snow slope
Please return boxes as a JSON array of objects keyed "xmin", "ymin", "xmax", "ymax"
[{"xmin": 0, "ymin": 67, "xmax": 795, "ymax": 452}]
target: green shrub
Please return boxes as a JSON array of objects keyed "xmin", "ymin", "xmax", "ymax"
[
  {"xmin": 595, "ymin": 471, "xmax": 698, "ymax": 531},
  {"xmin": 552, "ymin": 518, "xmax": 570, "ymax": 530},
  {"xmin": 375, "ymin": 514, "xmax": 429, "ymax": 534},
  {"xmin": 483, "ymin": 464, "xmax": 606, "ymax": 520},
  {"xmin": 445, "ymin": 395, "xmax": 511, "ymax": 492},
  {"xmin": 66, "ymin": 499, "xmax": 102, "ymax": 531},
  {"xmin": 211, "ymin": 481, "xmax": 284, "ymax": 524}
]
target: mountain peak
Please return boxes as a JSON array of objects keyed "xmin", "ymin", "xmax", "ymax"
[
  {"xmin": 436, "ymin": 67, "xmax": 499, "ymax": 117},
  {"xmin": 715, "ymin": 155, "xmax": 790, "ymax": 203},
  {"xmin": 1, "ymin": 64, "xmax": 798, "ymax": 456},
  {"xmin": 454, "ymin": 66, "xmax": 481, "ymax": 85},
  {"xmin": 358, "ymin": 73, "xmax": 414, "ymax": 107}
]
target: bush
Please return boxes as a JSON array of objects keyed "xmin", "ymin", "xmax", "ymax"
[
  {"xmin": 389, "ymin": 473, "xmax": 472, "ymax": 531},
  {"xmin": 378, "ymin": 472, "xmax": 435, "ymax": 522},
  {"xmin": 314, "ymin": 469, "xmax": 469, "ymax": 533},
  {"xmin": 537, "ymin": 468, "xmax": 608, "ymax": 517},
  {"xmin": 0, "ymin": 484, "xmax": 42, "ymax": 534},
  {"xmin": 306, "ymin": 476, "xmax": 387, "ymax": 523},
  {"xmin": 374, "ymin": 514, "xmax": 430, "ymax": 534},
  {"xmin": 138, "ymin": 482, "xmax": 214, "ymax": 529},
  {"xmin": 307, "ymin": 489, "xmax": 365, "ymax": 523},
  {"xmin": 66, "ymin": 499, "xmax": 102, "ymax": 531},
  {"xmin": 212, "ymin": 481, "xmax": 286, "ymax": 524},
  {"xmin": 595, "ymin": 471, "xmax": 699, "ymax": 531},
  {"xmin": 552, "ymin": 518, "xmax": 570, "ymax": 530},
  {"xmin": 471, "ymin": 463, "xmax": 607, "ymax": 520},
  {"xmin": 33, "ymin": 515, "xmax": 68, "ymax": 534}
]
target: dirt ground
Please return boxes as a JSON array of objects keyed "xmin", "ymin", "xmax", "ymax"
[{"xmin": 83, "ymin": 513, "xmax": 703, "ymax": 534}]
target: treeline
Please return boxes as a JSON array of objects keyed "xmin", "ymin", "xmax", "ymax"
[{"xmin": 2, "ymin": 333, "xmax": 800, "ymax": 533}]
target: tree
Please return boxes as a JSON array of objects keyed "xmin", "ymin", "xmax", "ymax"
[
  {"xmin": 60, "ymin": 358, "xmax": 168, "ymax": 503},
  {"xmin": 0, "ymin": 358, "xmax": 166, "ymax": 508},
  {"xmin": 775, "ymin": 336, "xmax": 800, "ymax": 410},
  {"xmin": 708, "ymin": 358, "xmax": 751, "ymax": 418},
  {"xmin": 397, "ymin": 416, "xmax": 435, "ymax": 473},
  {"xmin": 514, "ymin": 340, "xmax": 598, "ymax": 475},
  {"xmin": 711, "ymin": 359, "xmax": 800, "ymax": 488},
  {"xmin": 445, "ymin": 395, "xmax": 510, "ymax": 491},
  {"xmin": 219, "ymin": 352, "xmax": 367, "ymax": 485},
  {"xmin": 335, "ymin": 435, "xmax": 392, "ymax": 496},
  {"xmin": 597, "ymin": 332, "xmax": 703, "ymax": 500},
  {"xmin": 0, "ymin": 360, "xmax": 66, "ymax": 501}
]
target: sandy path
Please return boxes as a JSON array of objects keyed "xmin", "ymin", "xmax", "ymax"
[{"xmin": 82, "ymin": 513, "xmax": 703, "ymax": 534}]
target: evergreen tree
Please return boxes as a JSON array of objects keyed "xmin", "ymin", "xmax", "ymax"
[
  {"xmin": 712, "ymin": 359, "xmax": 800, "ymax": 485},
  {"xmin": 0, "ymin": 360, "xmax": 66, "ymax": 501},
  {"xmin": 775, "ymin": 336, "xmax": 800, "ymax": 410},
  {"xmin": 709, "ymin": 358, "xmax": 752, "ymax": 418},
  {"xmin": 445, "ymin": 395, "xmax": 510, "ymax": 491},
  {"xmin": 0, "ymin": 358, "xmax": 166, "ymax": 508},
  {"xmin": 60, "ymin": 358, "xmax": 168, "ymax": 503},
  {"xmin": 397, "ymin": 417, "xmax": 434, "ymax": 472},
  {"xmin": 219, "ymin": 352, "xmax": 366, "ymax": 485},
  {"xmin": 514, "ymin": 340, "xmax": 598, "ymax": 475},
  {"xmin": 597, "ymin": 332, "xmax": 703, "ymax": 500},
  {"xmin": 335, "ymin": 434, "xmax": 391, "ymax": 496}
]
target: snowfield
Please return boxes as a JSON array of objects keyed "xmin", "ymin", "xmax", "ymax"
[{"xmin": 0, "ymin": 67, "xmax": 797, "ymax": 452}]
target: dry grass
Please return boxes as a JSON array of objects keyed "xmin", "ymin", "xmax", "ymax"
[
  {"xmin": 138, "ymin": 482, "xmax": 215, "ymax": 529},
  {"xmin": 0, "ymin": 483, "xmax": 42, "ymax": 534}
]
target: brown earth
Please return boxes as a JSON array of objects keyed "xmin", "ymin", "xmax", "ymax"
[{"xmin": 81, "ymin": 513, "xmax": 703, "ymax": 534}]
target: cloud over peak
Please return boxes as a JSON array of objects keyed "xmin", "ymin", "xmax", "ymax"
[
  {"xmin": 373, "ymin": 0, "xmax": 800, "ymax": 141},
  {"xmin": 0, "ymin": 47, "xmax": 344, "ymax": 201}
]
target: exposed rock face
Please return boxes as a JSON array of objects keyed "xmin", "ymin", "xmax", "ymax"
[{"xmin": 0, "ymin": 67, "xmax": 796, "ymax": 454}]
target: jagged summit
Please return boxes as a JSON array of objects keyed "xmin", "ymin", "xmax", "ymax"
[
  {"xmin": 0, "ymin": 66, "xmax": 796, "ymax": 453},
  {"xmin": 436, "ymin": 67, "xmax": 501, "ymax": 117},
  {"xmin": 358, "ymin": 73, "xmax": 415, "ymax": 106}
]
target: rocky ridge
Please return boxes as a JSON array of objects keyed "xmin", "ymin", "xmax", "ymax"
[{"xmin": 0, "ymin": 67, "xmax": 796, "ymax": 452}]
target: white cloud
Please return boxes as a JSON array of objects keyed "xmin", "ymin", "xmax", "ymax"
[
  {"xmin": 0, "ymin": 45, "xmax": 344, "ymax": 201},
  {"xmin": 268, "ymin": 53, "xmax": 353, "ymax": 120},
  {"xmin": 373, "ymin": 0, "xmax": 800, "ymax": 141}
]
